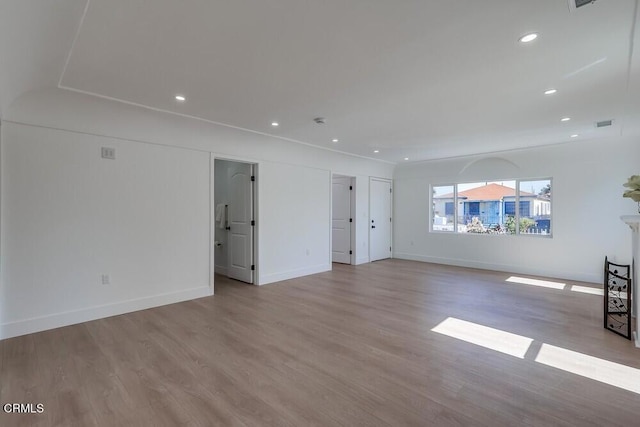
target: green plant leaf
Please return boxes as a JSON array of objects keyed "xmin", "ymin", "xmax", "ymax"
[
  {"xmin": 623, "ymin": 175, "xmax": 640, "ymax": 189},
  {"xmin": 623, "ymin": 189, "xmax": 640, "ymax": 202}
]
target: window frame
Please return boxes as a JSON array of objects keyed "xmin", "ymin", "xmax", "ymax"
[
  {"xmin": 430, "ymin": 177, "xmax": 553, "ymax": 237},
  {"xmin": 431, "ymin": 183, "xmax": 457, "ymax": 232}
]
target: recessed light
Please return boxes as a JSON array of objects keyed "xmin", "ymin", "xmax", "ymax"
[
  {"xmin": 374, "ymin": 150, "xmax": 379, "ymax": 153},
  {"xmin": 175, "ymin": 95, "xmax": 186, "ymax": 102},
  {"xmin": 570, "ymin": 134, "xmax": 579, "ymax": 138},
  {"xmin": 519, "ymin": 33, "xmax": 538, "ymax": 43},
  {"xmin": 544, "ymin": 89, "xmax": 557, "ymax": 95},
  {"xmin": 271, "ymin": 122, "xmax": 279, "ymax": 127},
  {"xmin": 561, "ymin": 117, "xmax": 571, "ymax": 122},
  {"xmin": 332, "ymin": 139, "xmax": 339, "ymax": 143},
  {"xmin": 404, "ymin": 157, "xmax": 409, "ymax": 161}
]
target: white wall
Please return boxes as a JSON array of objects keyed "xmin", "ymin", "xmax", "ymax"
[
  {"xmin": 0, "ymin": 88, "xmax": 394, "ymax": 339},
  {"xmin": 394, "ymin": 136, "xmax": 640, "ymax": 283},
  {"xmin": 213, "ymin": 159, "xmax": 231, "ymax": 275},
  {"xmin": 260, "ymin": 163, "xmax": 331, "ymax": 284},
  {"xmin": 7, "ymin": 89, "xmax": 394, "ymax": 178},
  {"xmin": 0, "ymin": 123, "xmax": 211, "ymax": 339}
]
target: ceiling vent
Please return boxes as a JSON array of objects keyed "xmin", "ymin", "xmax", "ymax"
[
  {"xmin": 568, "ymin": 0, "xmax": 597, "ymax": 11},
  {"xmin": 596, "ymin": 119, "xmax": 613, "ymax": 128}
]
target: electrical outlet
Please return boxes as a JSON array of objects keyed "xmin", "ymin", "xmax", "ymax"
[
  {"xmin": 101, "ymin": 274, "xmax": 110, "ymax": 285},
  {"xmin": 101, "ymin": 147, "xmax": 116, "ymax": 160}
]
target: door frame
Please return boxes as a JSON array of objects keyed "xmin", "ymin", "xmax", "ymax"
[
  {"xmin": 331, "ymin": 173, "xmax": 356, "ymax": 265},
  {"xmin": 211, "ymin": 155, "xmax": 260, "ymax": 293},
  {"xmin": 369, "ymin": 177, "xmax": 393, "ymax": 262}
]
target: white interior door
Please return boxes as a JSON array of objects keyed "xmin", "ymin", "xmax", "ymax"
[
  {"xmin": 370, "ymin": 178, "xmax": 392, "ymax": 262},
  {"xmin": 332, "ymin": 176, "xmax": 352, "ymax": 264},
  {"xmin": 228, "ymin": 162, "xmax": 254, "ymax": 283}
]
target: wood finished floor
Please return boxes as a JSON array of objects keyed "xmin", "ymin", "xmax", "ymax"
[{"xmin": 1, "ymin": 259, "xmax": 639, "ymax": 426}]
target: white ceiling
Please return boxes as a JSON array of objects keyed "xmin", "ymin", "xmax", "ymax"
[
  {"xmin": 0, "ymin": 0, "xmax": 86, "ymax": 117},
  {"xmin": 4, "ymin": 0, "xmax": 640, "ymax": 162}
]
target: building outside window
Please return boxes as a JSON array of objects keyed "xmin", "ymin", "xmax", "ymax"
[{"xmin": 431, "ymin": 179, "xmax": 552, "ymax": 235}]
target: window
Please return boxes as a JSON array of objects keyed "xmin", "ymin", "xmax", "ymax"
[
  {"xmin": 504, "ymin": 201, "xmax": 515, "ymax": 215},
  {"xmin": 505, "ymin": 201, "xmax": 530, "ymax": 216},
  {"xmin": 445, "ymin": 202, "xmax": 454, "ymax": 215},
  {"xmin": 519, "ymin": 180, "xmax": 551, "ymax": 235},
  {"xmin": 430, "ymin": 179, "xmax": 552, "ymax": 236},
  {"xmin": 432, "ymin": 185, "xmax": 455, "ymax": 232}
]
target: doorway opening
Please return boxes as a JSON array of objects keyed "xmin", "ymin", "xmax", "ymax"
[
  {"xmin": 214, "ymin": 158, "xmax": 257, "ymax": 285},
  {"xmin": 332, "ymin": 174, "xmax": 356, "ymax": 265}
]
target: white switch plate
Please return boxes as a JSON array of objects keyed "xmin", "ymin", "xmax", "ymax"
[{"xmin": 101, "ymin": 274, "xmax": 110, "ymax": 285}]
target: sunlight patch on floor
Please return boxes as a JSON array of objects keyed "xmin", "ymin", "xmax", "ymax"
[
  {"xmin": 432, "ymin": 317, "xmax": 640, "ymax": 395},
  {"xmin": 570, "ymin": 285, "xmax": 604, "ymax": 296},
  {"xmin": 505, "ymin": 276, "xmax": 566, "ymax": 289},
  {"xmin": 535, "ymin": 343, "xmax": 640, "ymax": 394},
  {"xmin": 431, "ymin": 317, "xmax": 533, "ymax": 358}
]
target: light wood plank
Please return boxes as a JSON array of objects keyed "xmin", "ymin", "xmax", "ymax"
[{"xmin": 1, "ymin": 259, "xmax": 639, "ymax": 426}]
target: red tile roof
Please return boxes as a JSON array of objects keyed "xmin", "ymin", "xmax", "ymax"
[{"xmin": 437, "ymin": 183, "xmax": 535, "ymax": 200}]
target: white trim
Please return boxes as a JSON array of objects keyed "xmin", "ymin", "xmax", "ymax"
[
  {"xmin": 55, "ymin": 86, "xmax": 395, "ymax": 165},
  {"xmin": 259, "ymin": 264, "xmax": 331, "ymax": 286},
  {"xmin": 396, "ymin": 136, "xmax": 610, "ymax": 165},
  {"xmin": 350, "ymin": 176, "xmax": 356, "ymax": 265},
  {"xmin": 393, "ymin": 252, "xmax": 601, "ymax": 284},
  {"xmin": 252, "ymin": 163, "xmax": 260, "ymax": 285},
  {"xmin": 328, "ymin": 173, "xmax": 335, "ymax": 265},
  {"xmin": 4, "ymin": 119, "xmax": 211, "ymax": 154},
  {"xmin": 0, "ymin": 286, "xmax": 212, "ymax": 340},
  {"xmin": 355, "ymin": 256, "xmax": 370, "ymax": 265},
  {"xmin": 209, "ymin": 153, "xmax": 214, "ymax": 293},
  {"xmin": 5, "ymin": 121, "xmax": 381, "ymax": 178},
  {"xmin": 58, "ymin": 0, "xmax": 91, "ymax": 87},
  {"xmin": 212, "ymin": 157, "xmax": 259, "ymax": 285}
]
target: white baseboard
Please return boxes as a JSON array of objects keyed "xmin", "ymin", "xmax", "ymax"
[
  {"xmin": 393, "ymin": 252, "xmax": 601, "ymax": 284},
  {"xmin": 355, "ymin": 256, "xmax": 370, "ymax": 265},
  {"xmin": 214, "ymin": 265, "xmax": 228, "ymax": 276},
  {"xmin": 0, "ymin": 286, "xmax": 212, "ymax": 341},
  {"xmin": 259, "ymin": 263, "xmax": 331, "ymax": 286}
]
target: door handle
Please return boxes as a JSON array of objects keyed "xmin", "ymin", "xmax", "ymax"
[{"xmin": 371, "ymin": 225, "xmax": 376, "ymax": 229}]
